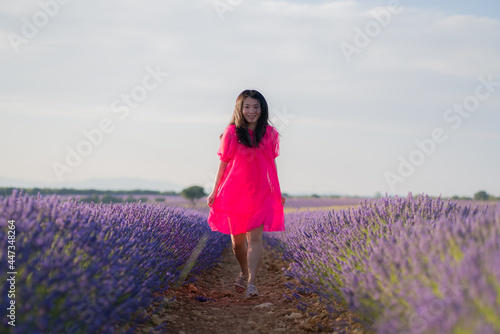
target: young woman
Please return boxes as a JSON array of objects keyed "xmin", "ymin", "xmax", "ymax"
[{"xmin": 207, "ymin": 90, "xmax": 285, "ymax": 299}]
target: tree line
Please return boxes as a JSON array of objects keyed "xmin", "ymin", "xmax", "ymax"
[
  {"xmin": 0, "ymin": 187, "xmax": 178, "ymax": 197},
  {"xmin": 1, "ymin": 187, "xmax": 498, "ymax": 203}
]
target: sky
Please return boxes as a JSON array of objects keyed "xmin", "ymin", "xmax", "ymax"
[{"xmin": 1, "ymin": 0, "xmax": 499, "ymax": 197}]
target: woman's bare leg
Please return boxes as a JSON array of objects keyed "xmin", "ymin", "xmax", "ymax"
[
  {"xmin": 246, "ymin": 224, "xmax": 264, "ymax": 286},
  {"xmin": 231, "ymin": 233, "xmax": 248, "ymax": 278}
]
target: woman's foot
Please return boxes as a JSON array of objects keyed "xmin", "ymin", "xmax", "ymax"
[
  {"xmin": 235, "ymin": 274, "xmax": 247, "ymax": 293},
  {"xmin": 246, "ymin": 284, "xmax": 259, "ymax": 299}
]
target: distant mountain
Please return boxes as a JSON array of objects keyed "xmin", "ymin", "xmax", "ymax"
[
  {"xmin": 0, "ymin": 176, "xmax": 50, "ymax": 189},
  {"xmin": 0, "ymin": 176, "xmax": 184, "ymax": 193}
]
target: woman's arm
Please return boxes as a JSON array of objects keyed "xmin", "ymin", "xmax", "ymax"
[
  {"xmin": 275, "ymin": 160, "xmax": 286, "ymax": 206},
  {"xmin": 207, "ymin": 160, "xmax": 228, "ymax": 207}
]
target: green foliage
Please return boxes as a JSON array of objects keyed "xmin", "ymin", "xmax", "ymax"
[
  {"xmin": 474, "ymin": 190, "xmax": 491, "ymax": 201},
  {"xmin": 181, "ymin": 186, "xmax": 206, "ymax": 207},
  {"xmin": 451, "ymin": 195, "xmax": 472, "ymax": 200}
]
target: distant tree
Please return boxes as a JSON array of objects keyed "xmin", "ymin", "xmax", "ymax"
[
  {"xmin": 474, "ymin": 190, "xmax": 490, "ymax": 201},
  {"xmin": 181, "ymin": 186, "xmax": 206, "ymax": 207},
  {"xmin": 155, "ymin": 197, "xmax": 166, "ymax": 202}
]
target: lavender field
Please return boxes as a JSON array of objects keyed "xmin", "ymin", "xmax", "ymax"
[
  {"xmin": 1, "ymin": 191, "xmax": 499, "ymax": 333},
  {"xmin": 0, "ymin": 190, "xmax": 229, "ymax": 333},
  {"xmin": 266, "ymin": 194, "xmax": 500, "ymax": 333}
]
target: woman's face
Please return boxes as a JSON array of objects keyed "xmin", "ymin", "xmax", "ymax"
[{"xmin": 242, "ymin": 97, "xmax": 261, "ymax": 126}]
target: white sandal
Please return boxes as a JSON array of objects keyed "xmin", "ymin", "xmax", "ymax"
[
  {"xmin": 235, "ymin": 274, "xmax": 246, "ymax": 293},
  {"xmin": 246, "ymin": 285, "xmax": 259, "ymax": 299}
]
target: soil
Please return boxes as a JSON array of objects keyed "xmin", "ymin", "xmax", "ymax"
[{"xmin": 130, "ymin": 245, "xmax": 371, "ymax": 334}]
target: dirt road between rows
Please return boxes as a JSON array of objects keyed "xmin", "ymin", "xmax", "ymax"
[{"xmin": 132, "ymin": 245, "xmax": 370, "ymax": 334}]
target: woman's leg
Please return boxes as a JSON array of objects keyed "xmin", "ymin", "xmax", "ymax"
[
  {"xmin": 246, "ymin": 224, "xmax": 264, "ymax": 286},
  {"xmin": 231, "ymin": 232, "xmax": 248, "ymax": 278}
]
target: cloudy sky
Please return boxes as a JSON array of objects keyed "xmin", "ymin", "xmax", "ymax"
[{"xmin": 1, "ymin": 0, "xmax": 499, "ymax": 197}]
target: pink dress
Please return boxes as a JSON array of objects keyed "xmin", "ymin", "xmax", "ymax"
[{"xmin": 207, "ymin": 124, "xmax": 285, "ymax": 235}]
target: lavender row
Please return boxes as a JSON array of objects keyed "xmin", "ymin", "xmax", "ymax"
[
  {"xmin": 282, "ymin": 196, "xmax": 365, "ymax": 209},
  {"xmin": 0, "ymin": 190, "xmax": 229, "ymax": 333},
  {"xmin": 265, "ymin": 194, "xmax": 500, "ymax": 333},
  {"xmin": 55, "ymin": 194, "xmax": 365, "ymax": 208}
]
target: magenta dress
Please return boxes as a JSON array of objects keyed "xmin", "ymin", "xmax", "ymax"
[{"xmin": 207, "ymin": 124, "xmax": 285, "ymax": 235}]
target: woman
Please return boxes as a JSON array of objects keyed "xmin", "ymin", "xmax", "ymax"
[{"xmin": 207, "ymin": 89, "xmax": 285, "ymax": 299}]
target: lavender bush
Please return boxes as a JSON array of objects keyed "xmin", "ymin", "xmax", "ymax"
[
  {"xmin": 0, "ymin": 190, "xmax": 229, "ymax": 333},
  {"xmin": 266, "ymin": 193, "xmax": 500, "ymax": 334}
]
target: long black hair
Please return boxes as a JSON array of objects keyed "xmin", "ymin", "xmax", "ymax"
[{"xmin": 227, "ymin": 90, "xmax": 269, "ymax": 148}]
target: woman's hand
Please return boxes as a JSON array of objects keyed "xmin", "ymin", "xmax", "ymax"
[
  {"xmin": 207, "ymin": 192, "xmax": 216, "ymax": 207},
  {"xmin": 281, "ymin": 195, "xmax": 286, "ymax": 206},
  {"xmin": 207, "ymin": 161, "xmax": 227, "ymax": 208}
]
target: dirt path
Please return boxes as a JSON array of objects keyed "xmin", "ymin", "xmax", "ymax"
[{"xmin": 132, "ymin": 245, "xmax": 370, "ymax": 334}]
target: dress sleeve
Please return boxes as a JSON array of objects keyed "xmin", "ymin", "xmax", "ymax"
[
  {"xmin": 270, "ymin": 126, "xmax": 280, "ymax": 158},
  {"xmin": 217, "ymin": 125, "xmax": 237, "ymax": 162}
]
